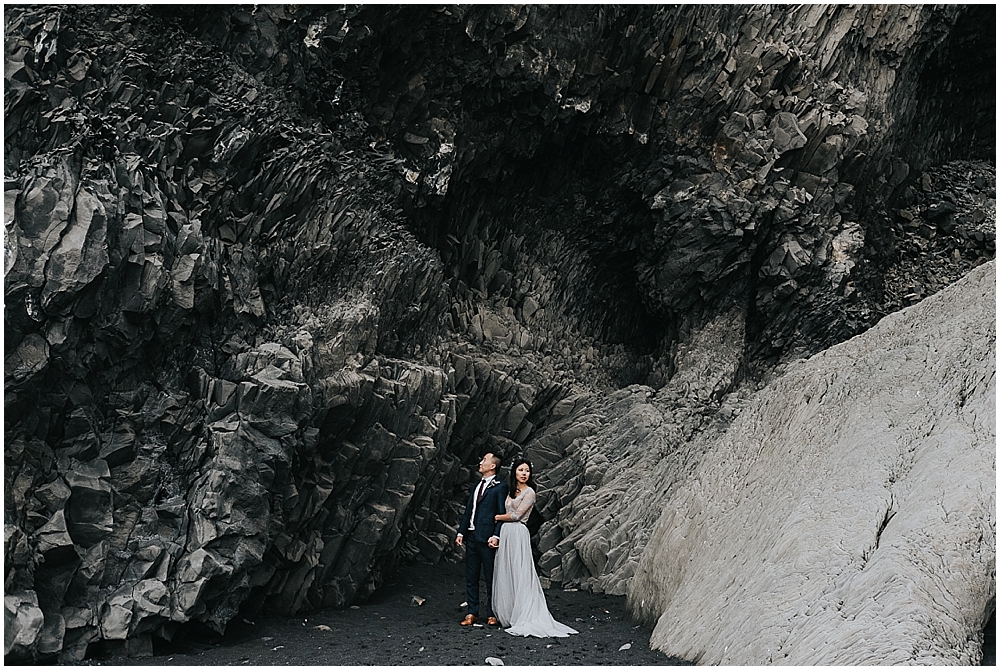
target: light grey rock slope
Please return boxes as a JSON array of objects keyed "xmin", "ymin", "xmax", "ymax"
[{"xmin": 627, "ymin": 260, "xmax": 995, "ymax": 665}]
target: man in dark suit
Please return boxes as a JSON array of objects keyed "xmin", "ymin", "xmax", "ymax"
[{"xmin": 455, "ymin": 451, "xmax": 507, "ymax": 627}]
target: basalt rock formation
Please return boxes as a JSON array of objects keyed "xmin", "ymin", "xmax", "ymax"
[{"xmin": 4, "ymin": 4, "xmax": 995, "ymax": 663}]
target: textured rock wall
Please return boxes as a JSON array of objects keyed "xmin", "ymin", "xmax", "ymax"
[
  {"xmin": 3, "ymin": 6, "xmax": 581, "ymax": 659},
  {"xmin": 365, "ymin": 1, "xmax": 994, "ymax": 606},
  {"xmin": 627, "ymin": 261, "xmax": 996, "ymax": 665},
  {"xmin": 4, "ymin": 4, "xmax": 995, "ymax": 662},
  {"xmin": 338, "ymin": 4, "xmax": 993, "ymax": 369}
]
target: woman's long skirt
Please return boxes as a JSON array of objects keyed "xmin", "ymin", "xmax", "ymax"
[{"xmin": 492, "ymin": 522, "xmax": 578, "ymax": 638}]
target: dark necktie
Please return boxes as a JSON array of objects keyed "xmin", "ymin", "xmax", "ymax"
[{"xmin": 476, "ymin": 480, "xmax": 487, "ymax": 503}]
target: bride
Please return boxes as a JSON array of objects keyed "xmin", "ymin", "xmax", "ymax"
[{"xmin": 492, "ymin": 457, "xmax": 578, "ymax": 638}]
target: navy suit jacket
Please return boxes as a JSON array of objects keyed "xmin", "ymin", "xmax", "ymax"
[{"xmin": 459, "ymin": 477, "xmax": 508, "ymax": 543}]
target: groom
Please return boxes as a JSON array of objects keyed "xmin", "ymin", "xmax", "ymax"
[{"xmin": 455, "ymin": 451, "xmax": 508, "ymax": 627}]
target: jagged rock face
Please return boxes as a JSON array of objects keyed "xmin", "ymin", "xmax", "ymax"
[
  {"xmin": 627, "ymin": 262, "xmax": 996, "ymax": 665},
  {"xmin": 4, "ymin": 5, "xmax": 578, "ymax": 660},
  {"xmin": 330, "ymin": 4, "xmax": 994, "ymax": 369},
  {"xmin": 166, "ymin": 3, "xmax": 995, "ymax": 373},
  {"xmin": 3, "ymin": 4, "xmax": 994, "ymax": 663}
]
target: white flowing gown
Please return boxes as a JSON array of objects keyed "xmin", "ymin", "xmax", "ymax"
[{"xmin": 492, "ymin": 487, "xmax": 578, "ymax": 637}]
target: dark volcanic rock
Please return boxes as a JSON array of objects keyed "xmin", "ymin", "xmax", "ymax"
[
  {"xmin": 4, "ymin": 4, "xmax": 994, "ymax": 662},
  {"xmin": 873, "ymin": 160, "xmax": 996, "ymax": 313}
]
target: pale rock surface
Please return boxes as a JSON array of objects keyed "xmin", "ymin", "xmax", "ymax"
[
  {"xmin": 628, "ymin": 261, "xmax": 996, "ymax": 665},
  {"xmin": 530, "ymin": 301, "xmax": 750, "ymax": 595}
]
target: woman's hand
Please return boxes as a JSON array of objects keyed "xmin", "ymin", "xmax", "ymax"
[{"xmin": 495, "ymin": 514, "xmax": 503, "ymax": 521}]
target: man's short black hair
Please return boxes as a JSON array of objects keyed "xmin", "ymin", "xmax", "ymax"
[{"xmin": 483, "ymin": 451, "xmax": 503, "ymax": 468}]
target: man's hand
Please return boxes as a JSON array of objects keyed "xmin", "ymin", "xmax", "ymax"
[
  {"xmin": 487, "ymin": 536, "xmax": 499, "ymax": 549},
  {"xmin": 456, "ymin": 534, "xmax": 463, "ymax": 547}
]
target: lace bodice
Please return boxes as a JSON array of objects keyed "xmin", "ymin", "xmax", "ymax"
[{"xmin": 506, "ymin": 487, "xmax": 536, "ymax": 523}]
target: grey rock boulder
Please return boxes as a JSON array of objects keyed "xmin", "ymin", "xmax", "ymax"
[
  {"xmin": 63, "ymin": 460, "xmax": 113, "ymax": 549},
  {"xmin": 4, "ymin": 591, "xmax": 44, "ymax": 658},
  {"xmin": 770, "ymin": 111, "xmax": 808, "ymax": 155}
]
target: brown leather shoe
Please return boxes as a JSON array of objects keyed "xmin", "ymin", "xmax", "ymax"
[
  {"xmin": 460, "ymin": 614, "xmax": 477, "ymax": 626},
  {"xmin": 487, "ymin": 616, "xmax": 500, "ymax": 627}
]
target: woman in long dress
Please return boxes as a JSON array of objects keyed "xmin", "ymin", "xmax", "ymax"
[{"xmin": 492, "ymin": 458, "xmax": 578, "ymax": 638}]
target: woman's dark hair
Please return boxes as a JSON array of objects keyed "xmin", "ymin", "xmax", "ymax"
[{"xmin": 507, "ymin": 456, "xmax": 537, "ymax": 493}]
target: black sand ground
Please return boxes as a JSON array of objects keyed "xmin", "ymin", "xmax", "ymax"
[{"xmin": 91, "ymin": 560, "xmax": 690, "ymax": 666}]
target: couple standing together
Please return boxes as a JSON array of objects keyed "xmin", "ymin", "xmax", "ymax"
[{"xmin": 455, "ymin": 453, "xmax": 578, "ymax": 638}]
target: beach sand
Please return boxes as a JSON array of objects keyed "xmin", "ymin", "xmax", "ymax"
[{"xmin": 92, "ymin": 560, "xmax": 689, "ymax": 666}]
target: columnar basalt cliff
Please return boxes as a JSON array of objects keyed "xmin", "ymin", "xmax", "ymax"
[{"xmin": 4, "ymin": 4, "xmax": 995, "ymax": 663}]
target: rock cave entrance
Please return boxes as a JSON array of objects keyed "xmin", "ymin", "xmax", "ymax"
[
  {"xmin": 405, "ymin": 131, "xmax": 676, "ymax": 390},
  {"xmin": 901, "ymin": 4, "xmax": 995, "ymax": 166}
]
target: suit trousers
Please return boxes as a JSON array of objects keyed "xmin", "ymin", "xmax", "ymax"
[{"xmin": 465, "ymin": 536, "xmax": 496, "ymax": 617}]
